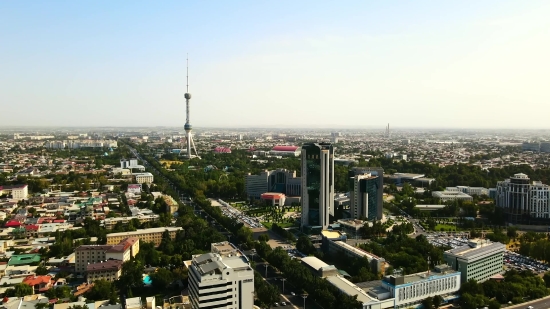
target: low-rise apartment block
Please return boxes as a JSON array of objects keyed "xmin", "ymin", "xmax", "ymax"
[{"xmin": 106, "ymin": 227, "xmax": 182, "ymax": 246}]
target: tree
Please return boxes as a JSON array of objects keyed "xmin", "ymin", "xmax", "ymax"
[
  {"xmin": 296, "ymin": 236, "xmax": 316, "ymax": 255},
  {"xmin": 433, "ymin": 295, "xmax": 443, "ymax": 308},
  {"xmin": 5, "ymin": 283, "xmax": 33, "ymax": 297},
  {"xmin": 258, "ymin": 234, "xmax": 269, "ymax": 242},
  {"xmin": 507, "ymin": 226, "xmax": 518, "ymax": 239},
  {"xmin": 544, "ymin": 272, "xmax": 550, "ymax": 287},
  {"xmin": 35, "ymin": 265, "xmax": 49, "ymax": 275},
  {"xmin": 85, "ymin": 280, "xmax": 118, "ymax": 303},
  {"xmin": 421, "ymin": 297, "xmax": 434, "ymax": 309},
  {"xmin": 150, "ymin": 268, "xmax": 174, "ymax": 291},
  {"xmin": 116, "ymin": 259, "xmax": 144, "ymax": 294}
]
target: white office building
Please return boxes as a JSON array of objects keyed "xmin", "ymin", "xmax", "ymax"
[
  {"xmin": 188, "ymin": 242, "xmax": 254, "ymax": 309},
  {"xmin": 432, "ymin": 191, "xmax": 473, "ymax": 202},
  {"xmin": 496, "ymin": 173, "xmax": 550, "ymax": 222},
  {"xmin": 446, "ymin": 186, "xmax": 489, "ymax": 196},
  {"xmin": 444, "ymin": 239, "xmax": 505, "ymax": 283}
]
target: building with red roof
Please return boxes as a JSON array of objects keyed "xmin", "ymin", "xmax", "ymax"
[
  {"xmin": 213, "ymin": 146, "xmax": 232, "ymax": 153},
  {"xmin": 5, "ymin": 220, "xmax": 21, "ymax": 228},
  {"xmin": 23, "ymin": 275, "xmax": 53, "ymax": 293},
  {"xmin": 260, "ymin": 192, "xmax": 286, "ymax": 207},
  {"xmin": 270, "ymin": 145, "xmax": 301, "ymax": 157}
]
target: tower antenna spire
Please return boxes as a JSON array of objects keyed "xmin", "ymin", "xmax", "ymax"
[{"xmin": 186, "ymin": 54, "xmax": 189, "ymax": 93}]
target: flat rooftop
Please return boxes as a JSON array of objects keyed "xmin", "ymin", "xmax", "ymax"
[
  {"xmin": 333, "ymin": 241, "xmax": 383, "ymax": 261},
  {"xmin": 321, "ymin": 230, "xmax": 345, "ymax": 239},
  {"xmin": 326, "ymin": 276, "xmax": 376, "ymax": 303},
  {"xmin": 445, "ymin": 240, "xmax": 505, "ymax": 260}
]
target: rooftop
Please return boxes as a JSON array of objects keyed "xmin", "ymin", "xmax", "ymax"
[
  {"xmin": 321, "ymin": 230, "xmax": 345, "ymax": 240},
  {"xmin": 326, "ymin": 276, "xmax": 376, "ymax": 304},
  {"xmin": 444, "ymin": 239, "xmax": 505, "ymax": 261},
  {"xmin": 301, "ymin": 256, "xmax": 330, "ymax": 270},
  {"xmin": 8, "ymin": 254, "xmax": 41, "ymax": 266},
  {"xmin": 86, "ymin": 259, "xmax": 123, "ymax": 272}
]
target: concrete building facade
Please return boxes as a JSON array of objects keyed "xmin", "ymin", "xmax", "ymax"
[
  {"xmin": 443, "ymin": 239, "xmax": 505, "ymax": 283},
  {"xmin": 188, "ymin": 242, "xmax": 254, "ymax": 309},
  {"xmin": 106, "ymin": 227, "xmax": 182, "ymax": 247}
]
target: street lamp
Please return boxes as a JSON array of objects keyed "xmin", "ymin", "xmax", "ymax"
[
  {"xmin": 264, "ymin": 264, "xmax": 268, "ymax": 278},
  {"xmin": 281, "ymin": 278, "xmax": 286, "ymax": 293},
  {"xmin": 301, "ymin": 294, "xmax": 308, "ymax": 309}
]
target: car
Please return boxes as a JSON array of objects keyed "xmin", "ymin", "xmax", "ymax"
[
  {"xmin": 274, "ymin": 303, "xmax": 279, "ymax": 307},
  {"xmin": 291, "ymin": 292, "xmax": 295, "ymax": 296},
  {"xmin": 527, "ymin": 306, "xmax": 534, "ymax": 309},
  {"xmin": 281, "ymin": 302, "xmax": 286, "ymax": 306}
]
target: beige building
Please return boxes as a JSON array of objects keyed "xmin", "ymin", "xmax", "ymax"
[
  {"xmin": 75, "ymin": 237, "xmax": 139, "ymax": 274},
  {"xmin": 106, "ymin": 227, "xmax": 182, "ymax": 247},
  {"xmin": 102, "ymin": 214, "xmax": 160, "ymax": 230},
  {"xmin": 133, "ymin": 172, "xmax": 154, "ymax": 184},
  {"xmin": 87, "ymin": 259, "xmax": 123, "ymax": 282}
]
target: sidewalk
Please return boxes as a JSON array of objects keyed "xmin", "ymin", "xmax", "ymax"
[{"xmin": 505, "ymin": 295, "xmax": 550, "ymax": 309}]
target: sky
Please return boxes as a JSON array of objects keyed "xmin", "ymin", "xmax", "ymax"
[{"xmin": 1, "ymin": 1, "xmax": 549, "ymax": 129}]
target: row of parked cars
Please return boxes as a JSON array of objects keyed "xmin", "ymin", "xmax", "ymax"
[
  {"xmin": 504, "ymin": 251, "xmax": 550, "ymax": 274},
  {"xmin": 218, "ymin": 199, "xmax": 262, "ymax": 228}
]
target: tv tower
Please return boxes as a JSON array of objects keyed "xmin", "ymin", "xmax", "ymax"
[{"xmin": 184, "ymin": 55, "xmax": 200, "ymax": 159}]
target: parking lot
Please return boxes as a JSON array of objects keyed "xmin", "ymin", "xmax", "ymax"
[
  {"xmin": 425, "ymin": 232, "xmax": 550, "ymax": 276},
  {"xmin": 217, "ymin": 199, "xmax": 263, "ymax": 228},
  {"xmin": 504, "ymin": 251, "xmax": 550, "ymax": 274}
]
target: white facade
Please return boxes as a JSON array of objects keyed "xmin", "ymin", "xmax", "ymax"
[
  {"xmin": 444, "ymin": 239, "xmax": 505, "ymax": 283},
  {"xmin": 432, "ymin": 191, "xmax": 473, "ymax": 202},
  {"xmin": 188, "ymin": 251, "xmax": 254, "ymax": 309},
  {"xmin": 11, "ymin": 186, "xmax": 28, "ymax": 201},
  {"xmin": 133, "ymin": 172, "xmax": 154, "ymax": 184},
  {"xmin": 496, "ymin": 173, "xmax": 550, "ymax": 220},
  {"xmin": 446, "ymin": 186, "xmax": 489, "ymax": 196},
  {"xmin": 386, "ymin": 269, "xmax": 461, "ymax": 308}
]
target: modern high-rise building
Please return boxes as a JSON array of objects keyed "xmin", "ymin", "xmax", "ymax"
[
  {"xmin": 349, "ymin": 172, "xmax": 380, "ymax": 220},
  {"xmin": 301, "ymin": 143, "xmax": 334, "ymax": 229},
  {"xmin": 188, "ymin": 242, "xmax": 254, "ymax": 309},
  {"xmin": 496, "ymin": 173, "xmax": 550, "ymax": 223},
  {"xmin": 351, "ymin": 167, "xmax": 384, "ymax": 220}
]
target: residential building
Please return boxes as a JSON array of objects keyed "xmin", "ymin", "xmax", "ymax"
[
  {"xmin": 127, "ymin": 184, "xmax": 142, "ymax": 195},
  {"xmin": 188, "ymin": 242, "xmax": 254, "ymax": 309},
  {"xmin": 22, "ymin": 275, "xmax": 53, "ymax": 294},
  {"xmin": 133, "ymin": 172, "xmax": 154, "ymax": 185},
  {"xmin": 75, "ymin": 238, "xmax": 139, "ymax": 274},
  {"xmin": 8, "ymin": 254, "xmax": 41, "ymax": 266},
  {"xmin": 349, "ymin": 172, "xmax": 380, "ymax": 220},
  {"xmin": 245, "ymin": 169, "xmax": 301, "ymax": 200},
  {"xmin": 301, "ymin": 143, "xmax": 334, "ymax": 230},
  {"xmin": 432, "ymin": 191, "xmax": 473, "ymax": 202},
  {"xmin": 101, "ymin": 214, "xmax": 160, "ymax": 230},
  {"xmin": 106, "ymin": 227, "xmax": 182, "ymax": 247},
  {"xmin": 496, "ymin": 173, "xmax": 550, "ymax": 222},
  {"xmin": 0, "ymin": 185, "xmax": 28, "ymax": 201},
  {"xmin": 86, "ymin": 259, "xmax": 123, "ymax": 282},
  {"xmin": 443, "ymin": 239, "xmax": 505, "ymax": 283}
]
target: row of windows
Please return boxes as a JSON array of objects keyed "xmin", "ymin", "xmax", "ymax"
[{"xmin": 397, "ymin": 277, "xmax": 458, "ymax": 301}]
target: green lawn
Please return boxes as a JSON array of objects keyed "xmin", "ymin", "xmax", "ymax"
[
  {"xmin": 262, "ymin": 222, "xmax": 294, "ymax": 229},
  {"xmin": 434, "ymin": 224, "xmax": 460, "ymax": 231}
]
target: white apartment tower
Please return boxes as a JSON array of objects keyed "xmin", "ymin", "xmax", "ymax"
[{"xmin": 188, "ymin": 242, "xmax": 254, "ymax": 309}]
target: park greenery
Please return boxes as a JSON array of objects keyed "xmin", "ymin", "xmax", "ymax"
[{"xmin": 460, "ymin": 269, "xmax": 549, "ymax": 309}]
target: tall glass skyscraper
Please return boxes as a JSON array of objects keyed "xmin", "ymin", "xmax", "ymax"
[{"xmin": 301, "ymin": 143, "xmax": 334, "ymax": 229}]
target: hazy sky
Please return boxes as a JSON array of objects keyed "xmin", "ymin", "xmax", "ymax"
[{"xmin": 1, "ymin": 1, "xmax": 549, "ymax": 129}]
